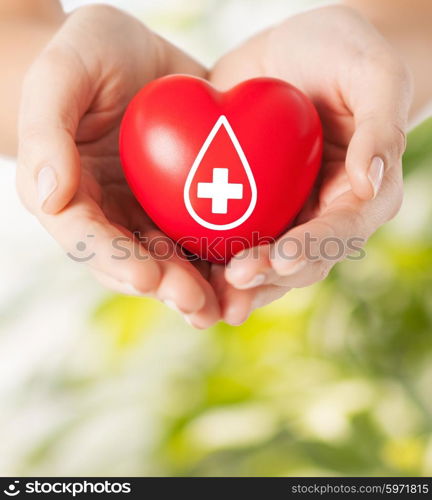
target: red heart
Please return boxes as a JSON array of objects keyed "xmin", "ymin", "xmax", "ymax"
[{"xmin": 119, "ymin": 75, "xmax": 322, "ymax": 263}]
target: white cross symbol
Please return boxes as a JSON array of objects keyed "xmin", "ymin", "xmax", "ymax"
[{"xmin": 197, "ymin": 168, "xmax": 243, "ymax": 214}]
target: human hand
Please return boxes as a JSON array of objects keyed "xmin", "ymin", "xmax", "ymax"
[
  {"xmin": 209, "ymin": 5, "xmax": 412, "ymax": 324},
  {"xmin": 16, "ymin": 5, "xmax": 220, "ymax": 328}
]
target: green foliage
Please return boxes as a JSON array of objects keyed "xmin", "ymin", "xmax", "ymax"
[
  {"xmin": 86, "ymin": 119, "xmax": 432, "ymax": 476},
  {"xmin": 403, "ymin": 117, "xmax": 432, "ymax": 175},
  {"xmin": 12, "ymin": 119, "xmax": 430, "ymax": 477}
]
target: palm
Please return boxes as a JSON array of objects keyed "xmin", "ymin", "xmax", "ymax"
[
  {"xmin": 75, "ymin": 117, "xmax": 217, "ymax": 321},
  {"xmin": 207, "ymin": 5, "xmax": 409, "ymax": 321},
  {"xmin": 296, "ymin": 107, "xmax": 355, "ymax": 225},
  {"xmin": 77, "ymin": 126, "xmax": 152, "ymax": 236},
  {"xmin": 17, "ymin": 5, "xmax": 220, "ymax": 327}
]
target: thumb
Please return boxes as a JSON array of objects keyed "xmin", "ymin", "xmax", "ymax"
[
  {"xmin": 17, "ymin": 45, "xmax": 91, "ymax": 214},
  {"xmin": 344, "ymin": 55, "xmax": 412, "ymax": 200}
]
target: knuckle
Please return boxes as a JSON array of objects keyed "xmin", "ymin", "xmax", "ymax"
[
  {"xmin": 327, "ymin": 207, "xmax": 368, "ymax": 241},
  {"xmin": 385, "ymin": 56, "xmax": 410, "ymax": 83},
  {"xmin": 19, "ymin": 126, "xmax": 47, "ymax": 144},
  {"xmin": 385, "ymin": 177, "xmax": 404, "ymax": 222},
  {"xmin": 20, "ymin": 111, "xmax": 76, "ymax": 142},
  {"xmin": 15, "ymin": 171, "xmax": 36, "ymax": 215},
  {"xmin": 347, "ymin": 210, "xmax": 368, "ymax": 241},
  {"xmin": 375, "ymin": 123, "xmax": 408, "ymax": 163},
  {"xmin": 366, "ymin": 45, "xmax": 407, "ymax": 78},
  {"xmin": 17, "ymin": 128, "xmax": 47, "ymax": 168},
  {"xmin": 390, "ymin": 123, "xmax": 408, "ymax": 158},
  {"xmin": 317, "ymin": 262, "xmax": 333, "ymax": 282},
  {"xmin": 364, "ymin": 45, "xmax": 412, "ymax": 93},
  {"xmin": 313, "ymin": 219, "xmax": 337, "ymax": 239}
]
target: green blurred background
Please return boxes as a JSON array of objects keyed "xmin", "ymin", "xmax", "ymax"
[{"xmin": 0, "ymin": 0, "xmax": 431, "ymax": 477}]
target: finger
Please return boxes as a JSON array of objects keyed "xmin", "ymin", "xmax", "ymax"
[
  {"xmin": 37, "ymin": 190, "xmax": 162, "ymax": 294},
  {"xmin": 225, "ymin": 213, "xmax": 342, "ymax": 291},
  {"xmin": 225, "ymin": 244, "xmax": 274, "ymax": 290},
  {"xmin": 271, "ymin": 170, "xmax": 403, "ymax": 285},
  {"xmin": 212, "ymin": 265, "xmax": 254, "ymax": 326},
  {"xmin": 249, "ymin": 284, "xmax": 291, "ymax": 310},
  {"xmin": 17, "ymin": 43, "xmax": 92, "ymax": 215},
  {"xmin": 213, "ymin": 265, "xmax": 284, "ymax": 325},
  {"xmin": 176, "ymin": 258, "xmax": 221, "ymax": 329},
  {"xmin": 129, "ymin": 227, "xmax": 220, "ymax": 323},
  {"xmin": 156, "ymin": 260, "xmax": 207, "ymax": 315},
  {"xmin": 344, "ymin": 51, "xmax": 412, "ymax": 200},
  {"xmin": 154, "ymin": 255, "xmax": 220, "ymax": 327},
  {"xmin": 93, "ymin": 258, "xmax": 221, "ymax": 327},
  {"xmin": 272, "ymin": 258, "xmax": 334, "ymax": 289},
  {"xmin": 183, "ymin": 279, "xmax": 222, "ymax": 330},
  {"xmin": 90, "ymin": 268, "xmax": 151, "ymax": 297},
  {"xmin": 214, "ymin": 264, "xmax": 291, "ymax": 324},
  {"xmin": 92, "ymin": 222, "xmax": 220, "ymax": 322}
]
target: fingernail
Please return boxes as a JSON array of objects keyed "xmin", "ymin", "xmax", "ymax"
[
  {"xmin": 95, "ymin": 270, "xmax": 146, "ymax": 296},
  {"xmin": 368, "ymin": 156, "xmax": 384, "ymax": 198},
  {"xmin": 184, "ymin": 314, "xmax": 193, "ymax": 326},
  {"xmin": 223, "ymin": 303, "xmax": 250, "ymax": 326},
  {"xmin": 106, "ymin": 275, "xmax": 144, "ymax": 296},
  {"xmin": 37, "ymin": 166, "xmax": 57, "ymax": 208},
  {"xmin": 110, "ymin": 280, "xmax": 144, "ymax": 296},
  {"xmin": 235, "ymin": 273, "xmax": 266, "ymax": 290},
  {"xmin": 122, "ymin": 282, "xmax": 145, "ymax": 296},
  {"xmin": 163, "ymin": 299, "xmax": 181, "ymax": 313},
  {"xmin": 225, "ymin": 315, "xmax": 249, "ymax": 327},
  {"xmin": 183, "ymin": 314, "xmax": 203, "ymax": 329}
]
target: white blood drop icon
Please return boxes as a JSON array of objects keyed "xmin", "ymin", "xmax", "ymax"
[{"xmin": 183, "ymin": 115, "xmax": 257, "ymax": 230}]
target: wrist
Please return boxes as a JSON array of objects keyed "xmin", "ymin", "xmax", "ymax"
[
  {"xmin": 0, "ymin": 0, "xmax": 65, "ymax": 24},
  {"xmin": 0, "ymin": 14, "xmax": 65, "ymax": 155},
  {"xmin": 343, "ymin": 0, "xmax": 432, "ymax": 120}
]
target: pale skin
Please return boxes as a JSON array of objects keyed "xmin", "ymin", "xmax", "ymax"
[{"xmin": 0, "ymin": 1, "xmax": 431, "ymax": 327}]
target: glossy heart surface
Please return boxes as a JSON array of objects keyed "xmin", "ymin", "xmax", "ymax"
[{"xmin": 119, "ymin": 75, "xmax": 322, "ymax": 263}]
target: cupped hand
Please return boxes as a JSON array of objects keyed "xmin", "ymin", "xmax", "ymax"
[
  {"xmin": 16, "ymin": 5, "xmax": 220, "ymax": 328},
  {"xmin": 210, "ymin": 5, "xmax": 412, "ymax": 325}
]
